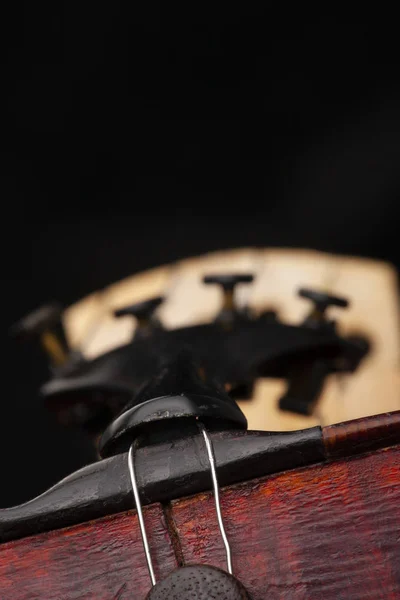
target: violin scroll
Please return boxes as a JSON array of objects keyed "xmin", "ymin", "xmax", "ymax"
[{"xmin": 9, "ymin": 256, "xmax": 373, "ymax": 440}]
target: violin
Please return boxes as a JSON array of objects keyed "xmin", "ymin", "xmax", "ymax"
[{"xmin": 1, "ymin": 247, "xmax": 399, "ymax": 599}]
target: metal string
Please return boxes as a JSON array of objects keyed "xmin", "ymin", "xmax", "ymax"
[
  {"xmin": 198, "ymin": 422, "xmax": 233, "ymax": 574},
  {"xmin": 128, "ymin": 423, "xmax": 233, "ymax": 585},
  {"xmin": 128, "ymin": 442, "xmax": 157, "ymax": 586}
]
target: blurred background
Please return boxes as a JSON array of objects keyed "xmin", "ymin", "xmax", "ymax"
[{"xmin": 2, "ymin": 10, "xmax": 400, "ymax": 505}]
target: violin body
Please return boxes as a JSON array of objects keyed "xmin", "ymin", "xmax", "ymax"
[
  {"xmin": 1, "ymin": 413, "xmax": 399, "ymax": 599},
  {"xmin": 1, "ymin": 247, "xmax": 400, "ymax": 599}
]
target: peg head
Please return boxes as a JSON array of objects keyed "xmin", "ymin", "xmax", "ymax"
[
  {"xmin": 114, "ymin": 296, "xmax": 164, "ymax": 337},
  {"xmin": 203, "ymin": 273, "xmax": 254, "ymax": 325},
  {"xmin": 203, "ymin": 273, "xmax": 254, "ymax": 290},
  {"xmin": 114, "ymin": 296, "xmax": 164, "ymax": 321},
  {"xmin": 298, "ymin": 287, "xmax": 349, "ymax": 311},
  {"xmin": 10, "ymin": 303, "xmax": 64, "ymax": 339},
  {"xmin": 298, "ymin": 287, "xmax": 349, "ymax": 328},
  {"xmin": 10, "ymin": 302, "xmax": 69, "ymax": 366}
]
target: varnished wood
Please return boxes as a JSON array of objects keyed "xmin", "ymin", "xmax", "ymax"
[
  {"xmin": 0, "ymin": 505, "xmax": 177, "ymax": 599},
  {"xmin": 170, "ymin": 444, "xmax": 400, "ymax": 600},
  {"xmin": 61, "ymin": 248, "xmax": 400, "ymax": 431},
  {"xmin": 1, "ymin": 442, "xmax": 399, "ymax": 599},
  {"xmin": 323, "ymin": 410, "xmax": 400, "ymax": 458}
]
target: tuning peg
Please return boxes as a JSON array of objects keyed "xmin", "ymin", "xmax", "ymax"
[
  {"xmin": 10, "ymin": 302, "xmax": 69, "ymax": 366},
  {"xmin": 203, "ymin": 273, "xmax": 254, "ymax": 290},
  {"xmin": 279, "ymin": 360, "xmax": 330, "ymax": 416},
  {"xmin": 114, "ymin": 296, "xmax": 164, "ymax": 337},
  {"xmin": 203, "ymin": 273, "xmax": 254, "ymax": 323},
  {"xmin": 298, "ymin": 287, "xmax": 349, "ymax": 327}
]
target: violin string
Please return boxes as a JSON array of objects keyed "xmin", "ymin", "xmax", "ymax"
[
  {"xmin": 128, "ymin": 442, "xmax": 157, "ymax": 586},
  {"xmin": 198, "ymin": 422, "xmax": 233, "ymax": 575}
]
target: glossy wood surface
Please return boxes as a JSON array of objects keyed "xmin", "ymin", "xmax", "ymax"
[
  {"xmin": 323, "ymin": 410, "xmax": 400, "ymax": 458},
  {"xmin": 170, "ymin": 445, "xmax": 400, "ymax": 600},
  {"xmin": 1, "ymin": 443, "xmax": 399, "ymax": 599},
  {"xmin": 0, "ymin": 505, "xmax": 177, "ymax": 599}
]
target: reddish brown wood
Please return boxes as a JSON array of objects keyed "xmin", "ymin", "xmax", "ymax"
[
  {"xmin": 323, "ymin": 410, "xmax": 400, "ymax": 458},
  {"xmin": 1, "ymin": 445, "xmax": 399, "ymax": 599},
  {"xmin": 0, "ymin": 504, "xmax": 177, "ymax": 599},
  {"xmin": 170, "ymin": 445, "xmax": 400, "ymax": 600}
]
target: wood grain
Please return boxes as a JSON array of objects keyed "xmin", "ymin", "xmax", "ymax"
[
  {"xmin": 170, "ymin": 444, "xmax": 400, "ymax": 600},
  {"xmin": 1, "ymin": 444, "xmax": 399, "ymax": 599},
  {"xmin": 61, "ymin": 248, "xmax": 400, "ymax": 431},
  {"xmin": 323, "ymin": 410, "xmax": 400, "ymax": 458},
  {"xmin": 0, "ymin": 505, "xmax": 177, "ymax": 600}
]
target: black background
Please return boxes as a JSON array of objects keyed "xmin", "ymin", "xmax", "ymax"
[{"xmin": 1, "ymin": 10, "xmax": 400, "ymax": 506}]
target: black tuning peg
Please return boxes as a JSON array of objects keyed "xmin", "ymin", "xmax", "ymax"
[
  {"xmin": 10, "ymin": 302, "xmax": 70, "ymax": 366},
  {"xmin": 114, "ymin": 296, "xmax": 164, "ymax": 337},
  {"xmin": 298, "ymin": 287, "xmax": 349, "ymax": 328},
  {"xmin": 203, "ymin": 273, "xmax": 254, "ymax": 324},
  {"xmin": 279, "ymin": 359, "xmax": 330, "ymax": 416},
  {"xmin": 203, "ymin": 273, "xmax": 254, "ymax": 291}
]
